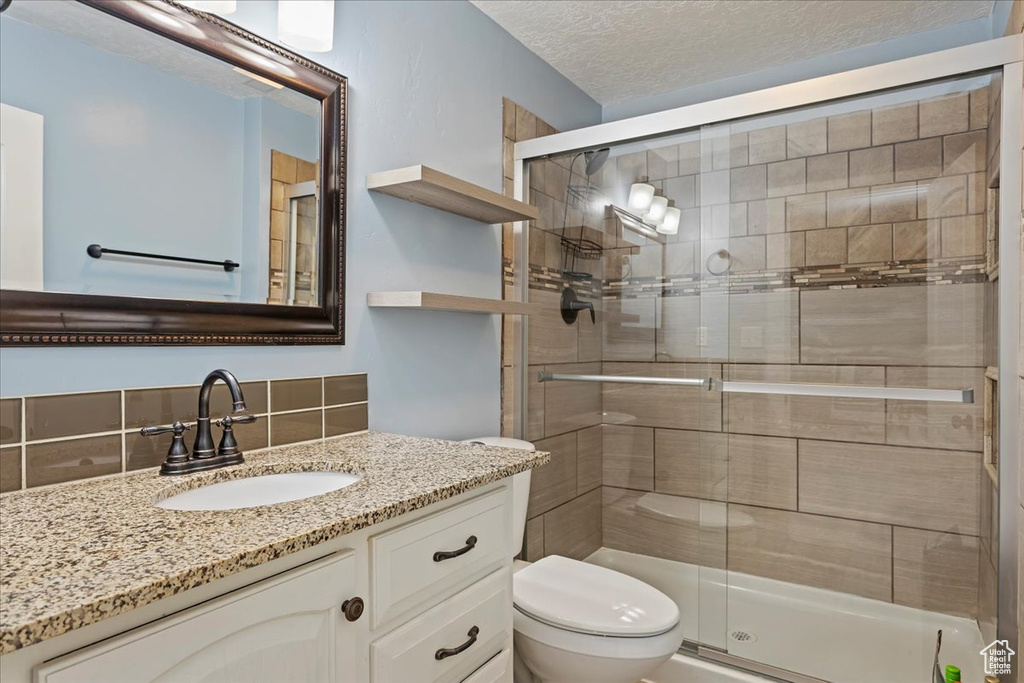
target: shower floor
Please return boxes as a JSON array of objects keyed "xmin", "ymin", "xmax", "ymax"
[{"xmin": 586, "ymin": 548, "xmax": 985, "ymax": 683}]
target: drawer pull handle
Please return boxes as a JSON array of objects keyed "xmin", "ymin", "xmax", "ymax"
[
  {"xmin": 435, "ymin": 626, "xmax": 479, "ymax": 661},
  {"xmin": 433, "ymin": 535, "xmax": 477, "ymax": 562}
]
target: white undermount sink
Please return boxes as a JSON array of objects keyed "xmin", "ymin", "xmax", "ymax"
[{"xmin": 155, "ymin": 471, "xmax": 362, "ymax": 511}]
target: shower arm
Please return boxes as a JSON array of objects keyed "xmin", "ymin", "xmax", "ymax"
[{"xmin": 536, "ymin": 371, "xmax": 974, "ymax": 404}]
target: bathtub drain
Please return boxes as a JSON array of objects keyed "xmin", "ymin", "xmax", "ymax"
[{"xmin": 730, "ymin": 630, "xmax": 757, "ymax": 643}]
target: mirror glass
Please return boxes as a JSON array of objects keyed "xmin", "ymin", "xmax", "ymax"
[{"xmin": 0, "ymin": 0, "xmax": 323, "ymax": 307}]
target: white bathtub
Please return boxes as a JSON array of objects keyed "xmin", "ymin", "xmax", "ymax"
[{"xmin": 587, "ymin": 548, "xmax": 986, "ymax": 683}]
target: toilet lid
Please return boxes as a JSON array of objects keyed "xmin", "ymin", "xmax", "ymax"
[{"xmin": 513, "ymin": 556, "xmax": 680, "ymax": 637}]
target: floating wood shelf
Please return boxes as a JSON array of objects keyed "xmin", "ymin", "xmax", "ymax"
[
  {"xmin": 367, "ymin": 291, "xmax": 534, "ymax": 315},
  {"xmin": 367, "ymin": 165, "xmax": 539, "ymax": 224}
]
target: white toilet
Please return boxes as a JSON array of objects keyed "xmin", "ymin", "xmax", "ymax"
[{"xmin": 465, "ymin": 437, "xmax": 683, "ymax": 683}]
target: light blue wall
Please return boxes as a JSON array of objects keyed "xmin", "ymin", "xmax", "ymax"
[
  {"xmin": 0, "ymin": 0, "xmax": 602, "ymax": 441},
  {"xmin": 603, "ymin": 15, "xmax": 1000, "ymax": 121}
]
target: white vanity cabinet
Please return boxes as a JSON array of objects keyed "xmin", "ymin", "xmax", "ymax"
[
  {"xmin": 35, "ymin": 552, "xmax": 360, "ymax": 683},
  {"xmin": 3, "ymin": 481, "xmax": 514, "ymax": 683}
]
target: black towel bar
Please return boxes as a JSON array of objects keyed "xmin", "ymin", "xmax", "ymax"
[{"xmin": 86, "ymin": 244, "xmax": 239, "ymax": 272}]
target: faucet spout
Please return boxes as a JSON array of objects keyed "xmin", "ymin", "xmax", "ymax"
[{"xmin": 193, "ymin": 369, "xmax": 248, "ymax": 458}]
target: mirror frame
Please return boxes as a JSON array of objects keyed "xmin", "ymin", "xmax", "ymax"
[{"xmin": 0, "ymin": 0, "xmax": 347, "ymax": 346}]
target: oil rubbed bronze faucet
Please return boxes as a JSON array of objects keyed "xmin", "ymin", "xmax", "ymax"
[{"xmin": 142, "ymin": 369, "xmax": 256, "ymax": 475}]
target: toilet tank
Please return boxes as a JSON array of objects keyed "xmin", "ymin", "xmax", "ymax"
[{"xmin": 462, "ymin": 437, "xmax": 534, "ymax": 557}]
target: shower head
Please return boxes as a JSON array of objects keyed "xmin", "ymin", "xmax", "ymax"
[{"xmin": 583, "ymin": 148, "xmax": 610, "ymax": 175}]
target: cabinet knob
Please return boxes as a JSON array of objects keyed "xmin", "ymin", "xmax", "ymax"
[{"xmin": 341, "ymin": 597, "xmax": 364, "ymax": 622}]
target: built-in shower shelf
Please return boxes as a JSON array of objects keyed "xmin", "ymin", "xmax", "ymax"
[
  {"xmin": 367, "ymin": 291, "xmax": 535, "ymax": 315},
  {"xmin": 367, "ymin": 165, "xmax": 539, "ymax": 223}
]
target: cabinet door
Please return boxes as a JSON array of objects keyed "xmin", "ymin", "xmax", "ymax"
[{"xmin": 35, "ymin": 553, "xmax": 360, "ymax": 683}]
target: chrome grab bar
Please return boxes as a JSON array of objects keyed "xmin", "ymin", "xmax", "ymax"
[
  {"xmin": 536, "ymin": 372, "xmax": 974, "ymax": 404},
  {"xmin": 538, "ymin": 372, "xmax": 709, "ymax": 388}
]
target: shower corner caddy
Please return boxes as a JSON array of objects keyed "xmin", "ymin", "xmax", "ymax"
[
  {"xmin": 367, "ymin": 291, "xmax": 535, "ymax": 316},
  {"xmin": 367, "ymin": 164, "xmax": 539, "ymax": 224}
]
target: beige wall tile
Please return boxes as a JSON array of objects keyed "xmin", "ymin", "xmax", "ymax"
[
  {"xmin": 918, "ymin": 175, "xmax": 967, "ymax": 218},
  {"xmin": 26, "ymin": 391, "xmax": 121, "ymax": 441},
  {"xmin": 799, "ymin": 440, "xmax": 980, "ymax": 534},
  {"xmin": 848, "ymin": 223, "xmax": 893, "ymax": 263},
  {"xmin": 870, "ymin": 182, "xmax": 918, "ymax": 223},
  {"xmin": 26, "ymin": 435, "xmax": 121, "ymax": 488},
  {"xmin": 728, "ymin": 434, "xmax": 797, "ymax": 510},
  {"xmin": 604, "ymin": 362, "xmax": 722, "ymax": 431},
  {"xmin": 515, "ymin": 105, "xmax": 537, "ymax": 142},
  {"xmin": 603, "ymin": 424, "xmax": 654, "ymax": 490},
  {"xmin": 730, "ymin": 165, "xmax": 767, "ymax": 202},
  {"xmin": 529, "ymin": 289, "xmax": 578, "ymax": 364},
  {"xmin": 886, "ymin": 367, "xmax": 984, "ymax": 452},
  {"xmin": 654, "ymin": 429, "xmax": 726, "ymax": 501},
  {"xmin": 664, "ymin": 242, "xmax": 696, "ymax": 276},
  {"xmin": 723, "ymin": 235, "xmax": 766, "ymax": 272},
  {"xmin": 850, "ymin": 146, "xmax": 894, "ymax": 187},
  {"xmin": 730, "ymin": 291, "xmax": 801, "ymax": 363},
  {"xmin": 647, "ymin": 146, "xmax": 679, "ymax": 180},
  {"xmin": 893, "ymin": 528, "xmax": 979, "ymax": 618},
  {"xmin": 603, "ymin": 297, "xmax": 656, "ymax": 361},
  {"xmin": 527, "ymin": 366, "xmax": 545, "ymax": 441},
  {"xmin": 523, "ymin": 516, "xmax": 544, "ymax": 561},
  {"xmin": 766, "ymin": 158, "xmax": 806, "ymax": 198},
  {"xmin": 543, "ymin": 488, "xmax": 602, "ymax": 561},
  {"xmin": 895, "ymin": 138, "xmax": 943, "ymax": 182},
  {"xmin": 271, "ymin": 377, "xmax": 322, "ymax": 412},
  {"xmin": 664, "ymin": 175, "xmax": 698, "ymax": 209},
  {"xmin": 919, "ymin": 92, "xmax": 969, "ymax": 138},
  {"xmin": 967, "ymin": 172, "xmax": 986, "ymax": 215},
  {"xmin": 940, "ymin": 214, "xmax": 985, "ymax": 257},
  {"xmin": 0, "ymin": 447, "xmax": 21, "ymax": 493},
  {"xmin": 730, "ymin": 132, "xmax": 749, "ymax": 168},
  {"xmin": 616, "ymin": 151, "xmax": 648, "ymax": 187},
  {"xmin": 528, "ymin": 432, "xmax": 577, "ymax": 518},
  {"xmin": 325, "ymin": 404, "xmax": 368, "ymax": 437},
  {"xmin": 575, "ymin": 425, "xmax": 603, "ymax": 493},
  {"xmin": 826, "ymin": 187, "xmax": 871, "ymax": 227},
  {"xmin": 747, "ymin": 197, "xmax": 787, "ymax": 234},
  {"xmin": 787, "ymin": 192, "xmax": 827, "ymax": 231},
  {"xmin": 872, "ymin": 102, "xmax": 919, "ymax": 145},
  {"xmin": 766, "ymin": 232, "xmax": 806, "ymax": 269},
  {"xmin": 828, "ymin": 111, "xmax": 871, "ymax": 152},
  {"xmin": 787, "ymin": 119, "xmax": 827, "ymax": 158},
  {"xmin": 0, "ymin": 398, "xmax": 20, "ymax": 446},
  {"xmin": 502, "ymin": 97, "xmax": 516, "ymax": 139},
  {"xmin": 604, "ymin": 487, "xmax": 725, "ymax": 567},
  {"xmin": 943, "ymin": 130, "xmax": 987, "ymax": 175},
  {"xmin": 806, "ymin": 152, "xmax": 848, "ymax": 193},
  {"xmin": 678, "ymin": 140, "xmax": 701, "ymax": 176},
  {"xmin": 801, "ymin": 284, "xmax": 985, "ymax": 366},
  {"xmin": 578, "ymin": 297, "xmax": 603, "ymax": 363},
  {"xmin": 728, "ymin": 504, "xmax": 892, "ymax": 602},
  {"xmin": 893, "ymin": 220, "xmax": 941, "ymax": 260},
  {"xmin": 701, "ymin": 170, "xmax": 730, "ymax": 205},
  {"xmin": 270, "ymin": 410, "xmax": 322, "ymax": 446},
  {"xmin": 724, "ymin": 364, "xmax": 886, "ymax": 442},
  {"xmin": 748, "ymin": 126, "xmax": 787, "ymax": 164},
  {"xmin": 656, "ymin": 295, "xmax": 708, "ymax": 362},
  {"xmin": 544, "ymin": 362, "xmax": 601, "ymax": 436},
  {"xmin": 968, "ymin": 86, "xmax": 989, "ymax": 131},
  {"xmin": 805, "ymin": 227, "xmax": 848, "ymax": 266}
]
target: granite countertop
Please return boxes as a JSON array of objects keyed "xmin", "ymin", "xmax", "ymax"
[{"xmin": 0, "ymin": 432, "xmax": 548, "ymax": 655}]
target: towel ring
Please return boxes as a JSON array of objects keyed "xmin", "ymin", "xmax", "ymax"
[{"xmin": 706, "ymin": 249, "xmax": 732, "ymax": 276}]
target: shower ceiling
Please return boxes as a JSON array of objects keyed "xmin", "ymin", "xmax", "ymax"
[{"xmin": 470, "ymin": 0, "xmax": 994, "ymax": 104}]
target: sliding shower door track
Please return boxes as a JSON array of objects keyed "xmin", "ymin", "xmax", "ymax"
[{"xmin": 679, "ymin": 641, "xmax": 829, "ymax": 683}]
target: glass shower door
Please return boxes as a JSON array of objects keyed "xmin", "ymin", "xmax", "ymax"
[{"xmin": 695, "ymin": 75, "xmax": 996, "ymax": 682}]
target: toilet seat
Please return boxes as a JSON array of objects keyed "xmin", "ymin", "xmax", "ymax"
[{"xmin": 513, "ymin": 556, "xmax": 680, "ymax": 638}]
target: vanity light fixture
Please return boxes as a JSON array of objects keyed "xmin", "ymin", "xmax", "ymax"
[
  {"xmin": 645, "ymin": 195, "xmax": 668, "ymax": 224},
  {"xmin": 627, "ymin": 182, "xmax": 655, "ymax": 212},
  {"xmin": 278, "ymin": 0, "xmax": 335, "ymax": 53},
  {"xmin": 658, "ymin": 206, "xmax": 681, "ymax": 235},
  {"xmin": 178, "ymin": 0, "xmax": 236, "ymax": 15}
]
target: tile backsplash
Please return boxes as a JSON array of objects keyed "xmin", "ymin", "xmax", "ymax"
[{"xmin": 0, "ymin": 373, "xmax": 369, "ymax": 492}]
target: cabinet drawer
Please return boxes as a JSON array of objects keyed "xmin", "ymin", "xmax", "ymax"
[
  {"xmin": 370, "ymin": 486, "xmax": 510, "ymax": 628},
  {"xmin": 371, "ymin": 568, "xmax": 511, "ymax": 683},
  {"xmin": 461, "ymin": 649, "xmax": 511, "ymax": 683}
]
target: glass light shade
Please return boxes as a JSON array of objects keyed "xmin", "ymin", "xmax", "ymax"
[
  {"xmin": 644, "ymin": 196, "xmax": 668, "ymax": 224},
  {"xmin": 278, "ymin": 0, "xmax": 335, "ymax": 53},
  {"xmin": 627, "ymin": 183, "xmax": 655, "ymax": 213},
  {"xmin": 179, "ymin": 1, "xmax": 236, "ymax": 14},
  {"xmin": 658, "ymin": 207, "xmax": 681, "ymax": 235}
]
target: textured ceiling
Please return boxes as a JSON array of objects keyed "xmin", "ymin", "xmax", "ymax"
[{"xmin": 471, "ymin": 0, "xmax": 994, "ymax": 105}]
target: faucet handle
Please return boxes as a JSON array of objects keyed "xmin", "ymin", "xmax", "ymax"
[
  {"xmin": 214, "ymin": 414, "xmax": 257, "ymax": 457},
  {"xmin": 141, "ymin": 421, "xmax": 190, "ymax": 463}
]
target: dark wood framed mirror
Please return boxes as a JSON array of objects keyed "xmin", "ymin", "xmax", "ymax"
[{"xmin": 0, "ymin": 0, "xmax": 347, "ymax": 345}]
